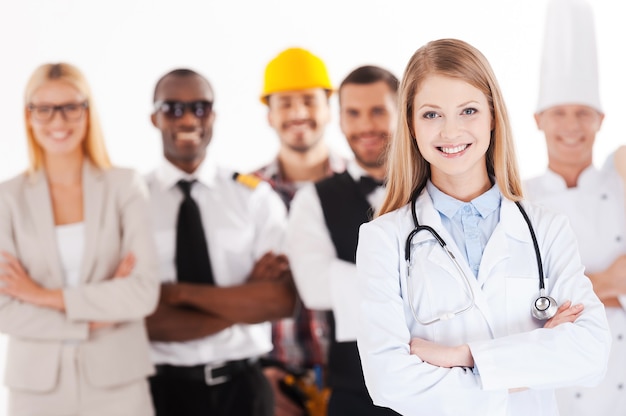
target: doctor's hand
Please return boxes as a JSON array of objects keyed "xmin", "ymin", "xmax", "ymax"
[
  {"xmin": 543, "ymin": 300, "xmax": 583, "ymax": 329},
  {"xmin": 409, "ymin": 337, "xmax": 474, "ymax": 368}
]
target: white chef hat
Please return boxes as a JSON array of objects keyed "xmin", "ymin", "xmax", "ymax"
[{"xmin": 536, "ymin": 0, "xmax": 602, "ymax": 114}]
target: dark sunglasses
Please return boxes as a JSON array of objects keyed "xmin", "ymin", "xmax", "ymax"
[{"xmin": 154, "ymin": 100, "xmax": 213, "ymax": 119}]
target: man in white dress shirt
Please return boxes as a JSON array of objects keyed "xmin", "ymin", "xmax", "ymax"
[
  {"xmin": 286, "ymin": 66, "xmax": 400, "ymax": 415},
  {"xmin": 523, "ymin": 1, "xmax": 626, "ymax": 414},
  {"xmin": 144, "ymin": 68, "xmax": 297, "ymax": 416}
]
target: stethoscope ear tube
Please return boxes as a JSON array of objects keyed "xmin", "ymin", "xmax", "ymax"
[
  {"xmin": 405, "ymin": 190, "xmax": 476, "ymax": 325},
  {"xmin": 514, "ymin": 201, "xmax": 546, "ymax": 291},
  {"xmin": 405, "ymin": 228, "xmax": 419, "ymax": 262},
  {"xmin": 514, "ymin": 201, "xmax": 557, "ymax": 321}
]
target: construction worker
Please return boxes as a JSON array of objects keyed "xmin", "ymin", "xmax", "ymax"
[{"xmin": 253, "ymin": 47, "xmax": 347, "ymax": 416}]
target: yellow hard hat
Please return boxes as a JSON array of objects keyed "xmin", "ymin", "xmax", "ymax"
[{"xmin": 260, "ymin": 47, "xmax": 333, "ymax": 105}]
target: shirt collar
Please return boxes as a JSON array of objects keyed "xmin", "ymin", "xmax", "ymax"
[
  {"xmin": 154, "ymin": 157, "xmax": 217, "ymax": 192},
  {"xmin": 542, "ymin": 165, "xmax": 601, "ymax": 190},
  {"xmin": 346, "ymin": 159, "xmax": 370, "ymax": 182},
  {"xmin": 427, "ymin": 180, "xmax": 501, "ymax": 220},
  {"xmin": 255, "ymin": 158, "xmax": 281, "ymax": 181},
  {"xmin": 329, "ymin": 151, "xmax": 349, "ymax": 174}
]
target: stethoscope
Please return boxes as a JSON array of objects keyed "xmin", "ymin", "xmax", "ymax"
[{"xmin": 404, "ymin": 189, "xmax": 558, "ymax": 325}]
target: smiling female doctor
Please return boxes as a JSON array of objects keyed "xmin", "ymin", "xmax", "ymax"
[{"xmin": 355, "ymin": 38, "xmax": 611, "ymax": 416}]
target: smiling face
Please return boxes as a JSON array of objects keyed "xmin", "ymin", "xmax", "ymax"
[
  {"xmin": 339, "ymin": 80, "xmax": 397, "ymax": 176},
  {"xmin": 534, "ymin": 104, "xmax": 603, "ymax": 175},
  {"xmin": 266, "ymin": 88, "xmax": 330, "ymax": 153},
  {"xmin": 412, "ymin": 74, "xmax": 493, "ymax": 197},
  {"xmin": 151, "ymin": 73, "xmax": 215, "ymax": 173},
  {"xmin": 27, "ymin": 80, "xmax": 88, "ymax": 161}
]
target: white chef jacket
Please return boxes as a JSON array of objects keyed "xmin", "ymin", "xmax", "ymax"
[
  {"xmin": 356, "ymin": 190, "xmax": 610, "ymax": 416},
  {"xmin": 525, "ymin": 159, "xmax": 626, "ymax": 416},
  {"xmin": 146, "ymin": 159, "xmax": 287, "ymax": 366},
  {"xmin": 286, "ymin": 160, "xmax": 384, "ymax": 342}
]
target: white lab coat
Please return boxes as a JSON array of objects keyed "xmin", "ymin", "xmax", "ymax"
[
  {"xmin": 356, "ymin": 191, "xmax": 610, "ymax": 416},
  {"xmin": 525, "ymin": 160, "xmax": 626, "ymax": 416}
]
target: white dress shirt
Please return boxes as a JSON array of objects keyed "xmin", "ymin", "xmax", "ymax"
[
  {"xmin": 146, "ymin": 159, "xmax": 287, "ymax": 366},
  {"xmin": 55, "ymin": 223, "xmax": 85, "ymax": 289},
  {"xmin": 56, "ymin": 222, "xmax": 85, "ymax": 347},
  {"xmin": 287, "ymin": 160, "xmax": 384, "ymax": 342},
  {"xmin": 524, "ymin": 160, "xmax": 626, "ymax": 416}
]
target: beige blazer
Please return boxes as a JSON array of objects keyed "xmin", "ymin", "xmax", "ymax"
[{"xmin": 0, "ymin": 163, "xmax": 159, "ymax": 393}]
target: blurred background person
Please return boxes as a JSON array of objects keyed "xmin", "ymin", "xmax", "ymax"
[
  {"xmin": 145, "ymin": 68, "xmax": 294, "ymax": 416},
  {"xmin": 287, "ymin": 65, "xmax": 400, "ymax": 415},
  {"xmin": 523, "ymin": 1, "xmax": 626, "ymax": 414},
  {"xmin": 611, "ymin": 145, "xmax": 626, "ymax": 198},
  {"xmin": 253, "ymin": 47, "xmax": 347, "ymax": 415},
  {"xmin": 0, "ymin": 62, "xmax": 159, "ymax": 416}
]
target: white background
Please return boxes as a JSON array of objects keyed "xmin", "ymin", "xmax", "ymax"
[{"xmin": 0, "ymin": 0, "xmax": 624, "ymax": 411}]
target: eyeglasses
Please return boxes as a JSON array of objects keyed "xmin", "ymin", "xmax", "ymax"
[
  {"xmin": 154, "ymin": 100, "xmax": 213, "ymax": 119},
  {"xmin": 27, "ymin": 101, "xmax": 88, "ymax": 123}
]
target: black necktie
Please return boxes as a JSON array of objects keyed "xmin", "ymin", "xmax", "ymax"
[
  {"xmin": 175, "ymin": 179, "xmax": 215, "ymax": 284},
  {"xmin": 358, "ymin": 176, "xmax": 384, "ymax": 196}
]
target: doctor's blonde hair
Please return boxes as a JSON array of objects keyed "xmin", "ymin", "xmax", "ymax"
[
  {"xmin": 23, "ymin": 62, "xmax": 111, "ymax": 172},
  {"xmin": 378, "ymin": 38, "xmax": 523, "ymax": 216}
]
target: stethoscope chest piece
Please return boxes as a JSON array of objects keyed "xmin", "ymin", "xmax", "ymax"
[{"xmin": 531, "ymin": 289, "xmax": 558, "ymax": 320}]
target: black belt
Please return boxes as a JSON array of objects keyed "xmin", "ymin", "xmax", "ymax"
[{"xmin": 155, "ymin": 358, "xmax": 258, "ymax": 386}]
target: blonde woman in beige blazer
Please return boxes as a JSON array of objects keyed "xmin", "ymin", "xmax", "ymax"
[{"xmin": 0, "ymin": 63, "xmax": 160, "ymax": 416}]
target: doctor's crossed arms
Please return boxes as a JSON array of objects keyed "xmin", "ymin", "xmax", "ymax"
[{"xmin": 409, "ymin": 300, "xmax": 584, "ymax": 368}]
